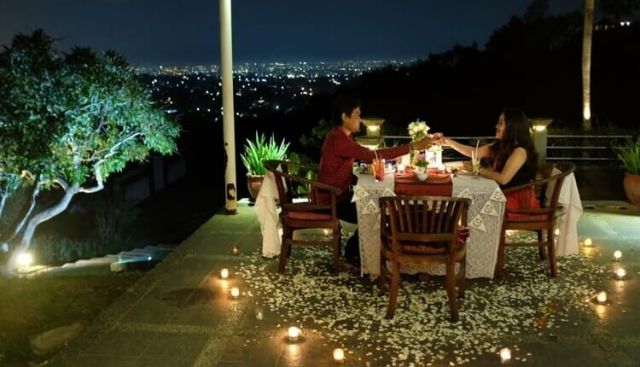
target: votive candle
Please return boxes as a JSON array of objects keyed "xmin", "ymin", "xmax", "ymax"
[
  {"xmin": 499, "ymin": 347, "xmax": 511, "ymax": 363},
  {"xmin": 616, "ymin": 268, "xmax": 626, "ymax": 280},
  {"xmin": 220, "ymin": 268, "xmax": 229, "ymax": 279},
  {"xmin": 333, "ymin": 348, "xmax": 345, "ymax": 364},
  {"xmin": 596, "ymin": 291, "xmax": 607, "ymax": 304},
  {"xmin": 230, "ymin": 287, "xmax": 240, "ymax": 299},
  {"xmin": 287, "ymin": 326, "xmax": 301, "ymax": 342},
  {"xmin": 584, "ymin": 238, "xmax": 593, "ymax": 247},
  {"xmin": 231, "ymin": 244, "xmax": 240, "ymax": 255},
  {"xmin": 613, "ymin": 250, "xmax": 622, "ymax": 261}
]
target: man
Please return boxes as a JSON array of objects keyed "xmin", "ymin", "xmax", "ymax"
[{"xmin": 317, "ymin": 94, "xmax": 434, "ymax": 265}]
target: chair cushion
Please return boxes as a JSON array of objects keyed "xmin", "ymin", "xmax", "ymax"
[{"xmin": 285, "ymin": 210, "xmax": 333, "ymax": 221}]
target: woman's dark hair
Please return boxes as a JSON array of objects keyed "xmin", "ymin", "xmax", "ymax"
[
  {"xmin": 490, "ymin": 108, "xmax": 538, "ymax": 173},
  {"xmin": 332, "ymin": 93, "xmax": 361, "ymax": 126}
]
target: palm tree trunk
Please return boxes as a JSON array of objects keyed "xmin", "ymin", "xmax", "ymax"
[{"xmin": 582, "ymin": 0, "xmax": 595, "ymax": 130}]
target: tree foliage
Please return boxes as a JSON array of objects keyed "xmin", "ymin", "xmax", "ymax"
[{"xmin": 0, "ymin": 30, "xmax": 179, "ymax": 264}]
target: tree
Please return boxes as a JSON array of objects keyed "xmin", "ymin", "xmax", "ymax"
[
  {"xmin": 582, "ymin": 0, "xmax": 595, "ymax": 130},
  {"xmin": 524, "ymin": 0, "xmax": 549, "ymax": 23},
  {"xmin": 0, "ymin": 30, "xmax": 180, "ymax": 271}
]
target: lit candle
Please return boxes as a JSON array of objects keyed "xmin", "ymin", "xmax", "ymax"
[
  {"xmin": 230, "ymin": 287, "xmax": 240, "ymax": 299},
  {"xmin": 255, "ymin": 306, "xmax": 264, "ymax": 320},
  {"xmin": 333, "ymin": 348, "xmax": 345, "ymax": 364},
  {"xmin": 584, "ymin": 238, "xmax": 593, "ymax": 247},
  {"xmin": 616, "ymin": 268, "xmax": 626, "ymax": 280},
  {"xmin": 613, "ymin": 250, "xmax": 622, "ymax": 261},
  {"xmin": 596, "ymin": 291, "xmax": 607, "ymax": 304},
  {"xmin": 231, "ymin": 244, "xmax": 240, "ymax": 255},
  {"xmin": 554, "ymin": 228, "xmax": 560, "ymax": 236},
  {"xmin": 287, "ymin": 326, "xmax": 301, "ymax": 342},
  {"xmin": 220, "ymin": 268, "xmax": 229, "ymax": 279},
  {"xmin": 499, "ymin": 347, "xmax": 511, "ymax": 363}
]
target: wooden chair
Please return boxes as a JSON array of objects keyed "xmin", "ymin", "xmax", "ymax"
[
  {"xmin": 378, "ymin": 196, "xmax": 471, "ymax": 322},
  {"xmin": 264, "ymin": 160, "xmax": 342, "ymax": 274},
  {"xmin": 495, "ymin": 162, "xmax": 576, "ymax": 277}
]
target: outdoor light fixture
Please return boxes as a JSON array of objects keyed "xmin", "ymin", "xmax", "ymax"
[
  {"xmin": 332, "ymin": 348, "xmax": 345, "ymax": 364},
  {"xmin": 530, "ymin": 118, "xmax": 552, "ymax": 167},
  {"xmin": 356, "ymin": 117, "xmax": 385, "ymax": 150},
  {"xmin": 613, "ymin": 250, "xmax": 622, "ymax": 261},
  {"xmin": 220, "ymin": 268, "xmax": 230, "ymax": 279},
  {"xmin": 616, "ymin": 268, "xmax": 626, "ymax": 280},
  {"xmin": 499, "ymin": 347, "xmax": 511, "ymax": 363},
  {"xmin": 16, "ymin": 252, "xmax": 34, "ymax": 268},
  {"xmin": 287, "ymin": 326, "xmax": 301, "ymax": 342}
]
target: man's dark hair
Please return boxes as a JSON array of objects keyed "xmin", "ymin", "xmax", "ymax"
[{"xmin": 332, "ymin": 93, "xmax": 361, "ymax": 126}]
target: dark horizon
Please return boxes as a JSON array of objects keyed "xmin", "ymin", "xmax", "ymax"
[{"xmin": 1, "ymin": 0, "xmax": 583, "ymax": 66}]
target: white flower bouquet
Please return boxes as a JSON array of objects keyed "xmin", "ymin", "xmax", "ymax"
[{"xmin": 407, "ymin": 119, "xmax": 430, "ymax": 142}]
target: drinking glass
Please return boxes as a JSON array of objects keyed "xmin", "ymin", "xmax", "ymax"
[
  {"xmin": 373, "ymin": 159, "xmax": 385, "ymax": 182},
  {"xmin": 472, "ymin": 159, "xmax": 481, "ymax": 176}
]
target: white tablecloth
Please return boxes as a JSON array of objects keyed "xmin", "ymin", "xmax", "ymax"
[
  {"xmin": 255, "ymin": 171, "xmax": 282, "ymax": 258},
  {"xmin": 353, "ymin": 173, "xmax": 506, "ymax": 279},
  {"xmin": 546, "ymin": 171, "xmax": 582, "ymax": 256}
]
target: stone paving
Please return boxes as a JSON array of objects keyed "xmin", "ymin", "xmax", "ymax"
[{"xmin": 49, "ymin": 202, "xmax": 640, "ymax": 367}]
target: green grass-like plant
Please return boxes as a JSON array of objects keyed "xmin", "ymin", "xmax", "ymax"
[
  {"xmin": 617, "ymin": 139, "xmax": 640, "ymax": 175},
  {"xmin": 240, "ymin": 133, "xmax": 289, "ymax": 176}
]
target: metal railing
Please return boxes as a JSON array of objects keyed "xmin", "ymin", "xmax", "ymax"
[{"xmin": 381, "ymin": 134, "xmax": 633, "ymax": 164}]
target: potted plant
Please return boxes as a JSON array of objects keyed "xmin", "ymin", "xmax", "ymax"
[
  {"xmin": 240, "ymin": 132, "xmax": 289, "ymax": 200},
  {"xmin": 617, "ymin": 139, "xmax": 640, "ymax": 206}
]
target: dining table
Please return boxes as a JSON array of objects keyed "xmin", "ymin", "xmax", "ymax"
[{"xmin": 352, "ymin": 169, "xmax": 507, "ymax": 279}]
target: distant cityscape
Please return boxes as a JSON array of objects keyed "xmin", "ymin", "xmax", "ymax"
[{"xmin": 137, "ymin": 60, "xmax": 410, "ymax": 122}]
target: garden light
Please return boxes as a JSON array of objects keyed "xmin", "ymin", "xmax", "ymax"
[{"xmin": 16, "ymin": 252, "xmax": 34, "ymax": 268}]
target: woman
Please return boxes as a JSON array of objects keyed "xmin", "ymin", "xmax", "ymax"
[{"xmin": 440, "ymin": 108, "xmax": 539, "ymax": 212}]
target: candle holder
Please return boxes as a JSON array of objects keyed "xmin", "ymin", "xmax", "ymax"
[
  {"xmin": 615, "ymin": 268, "xmax": 626, "ymax": 280},
  {"xmin": 583, "ymin": 238, "xmax": 593, "ymax": 247},
  {"xmin": 596, "ymin": 291, "xmax": 607, "ymax": 304},
  {"xmin": 332, "ymin": 348, "xmax": 345, "ymax": 364}
]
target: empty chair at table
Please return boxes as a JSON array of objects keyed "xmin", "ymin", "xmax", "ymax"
[{"xmin": 378, "ymin": 196, "xmax": 471, "ymax": 322}]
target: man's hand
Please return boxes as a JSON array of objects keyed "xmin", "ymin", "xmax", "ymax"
[{"xmin": 412, "ymin": 136, "xmax": 434, "ymax": 150}]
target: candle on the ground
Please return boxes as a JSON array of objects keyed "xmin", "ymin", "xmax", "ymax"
[
  {"xmin": 287, "ymin": 326, "xmax": 300, "ymax": 342},
  {"xmin": 499, "ymin": 347, "xmax": 511, "ymax": 363},
  {"xmin": 333, "ymin": 348, "xmax": 345, "ymax": 364},
  {"xmin": 613, "ymin": 250, "xmax": 622, "ymax": 261},
  {"xmin": 230, "ymin": 287, "xmax": 240, "ymax": 298},
  {"xmin": 596, "ymin": 291, "xmax": 607, "ymax": 304},
  {"xmin": 220, "ymin": 268, "xmax": 229, "ymax": 279}
]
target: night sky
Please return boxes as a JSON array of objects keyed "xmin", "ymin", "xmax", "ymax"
[{"xmin": 1, "ymin": 0, "xmax": 583, "ymax": 66}]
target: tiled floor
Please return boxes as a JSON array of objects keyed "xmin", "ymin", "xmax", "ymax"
[{"xmin": 50, "ymin": 203, "xmax": 640, "ymax": 367}]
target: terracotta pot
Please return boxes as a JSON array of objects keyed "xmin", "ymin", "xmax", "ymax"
[
  {"xmin": 247, "ymin": 174, "xmax": 264, "ymax": 201},
  {"xmin": 623, "ymin": 173, "xmax": 640, "ymax": 206}
]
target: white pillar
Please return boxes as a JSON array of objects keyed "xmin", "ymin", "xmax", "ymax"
[{"xmin": 219, "ymin": 0, "xmax": 237, "ymax": 214}]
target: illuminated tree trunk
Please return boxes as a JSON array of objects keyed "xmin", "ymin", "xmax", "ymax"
[{"xmin": 582, "ymin": 0, "xmax": 594, "ymax": 130}]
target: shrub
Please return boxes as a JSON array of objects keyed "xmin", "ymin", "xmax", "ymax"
[
  {"xmin": 240, "ymin": 132, "xmax": 289, "ymax": 175},
  {"xmin": 617, "ymin": 140, "xmax": 640, "ymax": 175}
]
